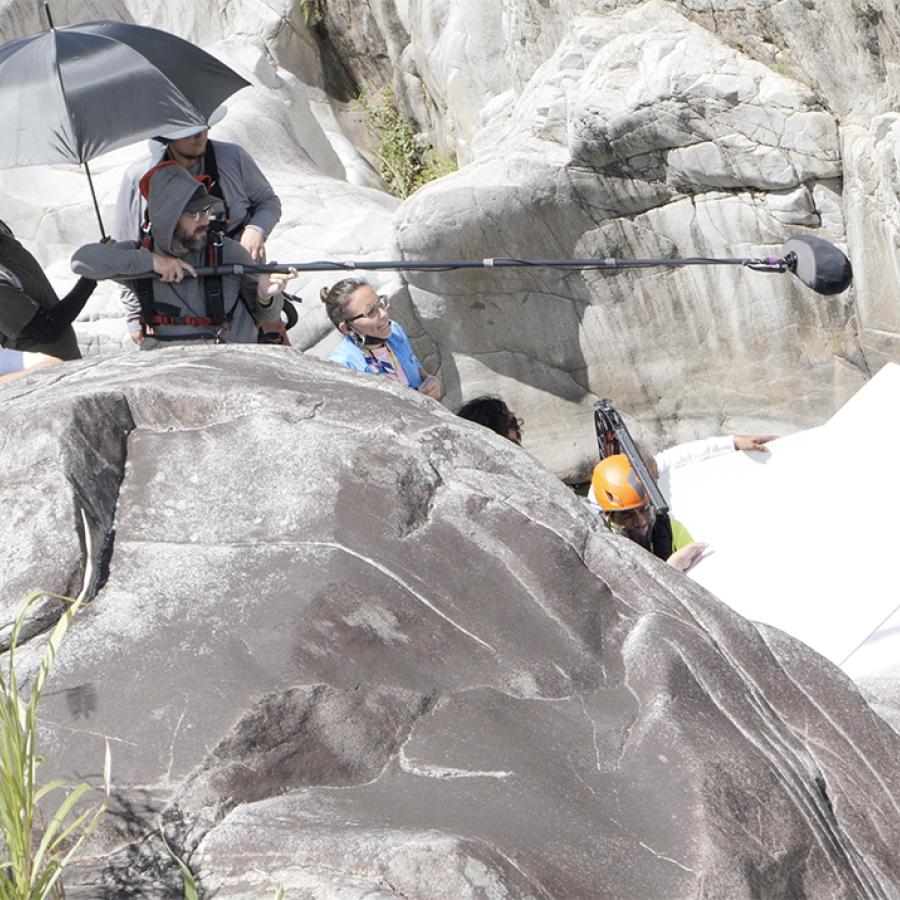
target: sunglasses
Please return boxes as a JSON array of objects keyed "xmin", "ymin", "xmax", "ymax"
[
  {"xmin": 609, "ymin": 504, "xmax": 653, "ymax": 527},
  {"xmin": 345, "ymin": 295, "xmax": 390, "ymax": 322}
]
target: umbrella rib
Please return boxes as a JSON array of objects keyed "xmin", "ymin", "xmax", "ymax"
[{"xmin": 48, "ymin": 28, "xmax": 82, "ymax": 163}]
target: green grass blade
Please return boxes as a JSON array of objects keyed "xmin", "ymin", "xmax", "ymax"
[
  {"xmin": 160, "ymin": 829, "xmax": 199, "ymax": 900},
  {"xmin": 33, "ymin": 782, "xmax": 65, "ymax": 805},
  {"xmin": 0, "ymin": 511, "xmax": 101, "ymax": 898},
  {"xmin": 32, "ymin": 784, "xmax": 90, "ymax": 875}
]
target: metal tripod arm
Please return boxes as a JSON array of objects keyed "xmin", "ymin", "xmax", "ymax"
[{"xmin": 594, "ymin": 399, "xmax": 669, "ymax": 516}]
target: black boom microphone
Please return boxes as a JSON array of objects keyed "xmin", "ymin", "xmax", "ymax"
[
  {"xmin": 781, "ymin": 234, "xmax": 853, "ymax": 295},
  {"xmin": 181, "ymin": 234, "xmax": 853, "ymax": 297}
]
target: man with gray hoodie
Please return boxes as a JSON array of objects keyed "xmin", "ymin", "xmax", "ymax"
[{"xmin": 73, "ymin": 165, "xmax": 293, "ymax": 346}]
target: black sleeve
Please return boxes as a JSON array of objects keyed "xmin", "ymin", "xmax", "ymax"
[{"xmin": 18, "ymin": 277, "xmax": 97, "ymax": 342}]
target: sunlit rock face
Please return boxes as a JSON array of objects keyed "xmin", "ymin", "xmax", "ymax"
[
  {"xmin": 1, "ymin": 350, "xmax": 899, "ymax": 897},
  {"xmin": 305, "ymin": 0, "xmax": 900, "ymax": 477},
  {"xmin": 396, "ymin": 2, "xmax": 865, "ymax": 477},
  {"xmin": 2, "ymin": 0, "xmax": 900, "ymax": 478}
]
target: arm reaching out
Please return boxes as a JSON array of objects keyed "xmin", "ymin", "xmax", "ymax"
[
  {"xmin": 17, "ymin": 277, "xmax": 97, "ymax": 342},
  {"xmin": 417, "ymin": 373, "xmax": 443, "ymax": 400},
  {"xmin": 733, "ymin": 434, "xmax": 778, "ymax": 452}
]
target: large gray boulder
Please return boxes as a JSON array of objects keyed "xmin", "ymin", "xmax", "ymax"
[{"xmin": 1, "ymin": 350, "xmax": 898, "ymax": 897}]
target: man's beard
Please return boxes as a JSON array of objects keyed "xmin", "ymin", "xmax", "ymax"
[
  {"xmin": 173, "ymin": 223, "xmax": 207, "ymax": 253},
  {"xmin": 626, "ymin": 528, "xmax": 653, "ymax": 551},
  {"xmin": 622, "ymin": 518, "xmax": 655, "ymax": 551}
]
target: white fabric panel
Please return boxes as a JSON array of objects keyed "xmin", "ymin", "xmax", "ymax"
[{"xmin": 669, "ymin": 363, "xmax": 900, "ymax": 678}]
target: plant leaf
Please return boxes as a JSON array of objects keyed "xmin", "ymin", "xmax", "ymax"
[{"xmin": 160, "ymin": 829, "xmax": 199, "ymax": 900}]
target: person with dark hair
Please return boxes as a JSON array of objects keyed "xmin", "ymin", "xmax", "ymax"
[
  {"xmin": 456, "ymin": 396, "xmax": 523, "ymax": 445},
  {"xmin": 114, "ymin": 108, "xmax": 281, "ymax": 344},
  {"xmin": 114, "ymin": 107, "xmax": 280, "ymax": 260},
  {"xmin": 321, "ymin": 278, "xmax": 442, "ymax": 399},
  {"xmin": 0, "ymin": 219, "xmax": 96, "ymax": 381}
]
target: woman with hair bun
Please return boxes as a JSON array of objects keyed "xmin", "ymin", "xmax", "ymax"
[{"xmin": 321, "ymin": 278, "xmax": 442, "ymax": 399}]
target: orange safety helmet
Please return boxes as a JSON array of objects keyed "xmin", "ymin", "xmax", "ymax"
[{"xmin": 592, "ymin": 454, "xmax": 648, "ymax": 512}]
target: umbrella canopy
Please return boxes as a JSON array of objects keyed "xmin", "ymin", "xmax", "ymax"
[
  {"xmin": 0, "ymin": 18, "xmax": 250, "ymax": 235},
  {"xmin": 0, "ymin": 20, "xmax": 249, "ymax": 167}
]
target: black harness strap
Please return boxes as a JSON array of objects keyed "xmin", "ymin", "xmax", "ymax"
[
  {"xmin": 132, "ymin": 266, "xmax": 156, "ymax": 335},
  {"xmin": 204, "ymin": 141, "xmax": 252, "ymax": 239},
  {"xmin": 204, "ymin": 234, "xmax": 226, "ymax": 325},
  {"xmin": 650, "ymin": 513, "xmax": 674, "ymax": 562},
  {"xmin": 203, "ymin": 141, "xmax": 225, "ymax": 213},
  {"xmin": 130, "ymin": 232, "xmax": 229, "ymax": 335}
]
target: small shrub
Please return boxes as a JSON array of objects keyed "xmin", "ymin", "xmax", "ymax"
[
  {"xmin": 0, "ymin": 589, "xmax": 109, "ymax": 899},
  {"xmin": 358, "ymin": 88, "xmax": 458, "ymax": 199},
  {"xmin": 295, "ymin": 0, "xmax": 326, "ymax": 26}
]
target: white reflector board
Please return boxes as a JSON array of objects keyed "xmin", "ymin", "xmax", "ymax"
[{"xmin": 668, "ymin": 363, "xmax": 900, "ymax": 679}]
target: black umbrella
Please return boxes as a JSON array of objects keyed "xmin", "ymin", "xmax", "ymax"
[{"xmin": 0, "ymin": 8, "xmax": 249, "ymax": 237}]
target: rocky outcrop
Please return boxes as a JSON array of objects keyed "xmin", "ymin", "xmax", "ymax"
[
  {"xmin": 395, "ymin": 1, "xmax": 869, "ymax": 477},
  {"xmin": 288, "ymin": 0, "xmax": 900, "ymax": 475},
  {"xmin": 1, "ymin": 351, "xmax": 899, "ymax": 897}
]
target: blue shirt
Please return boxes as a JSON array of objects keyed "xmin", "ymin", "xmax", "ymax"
[{"xmin": 328, "ymin": 322, "xmax": 423, "ymax": 389}]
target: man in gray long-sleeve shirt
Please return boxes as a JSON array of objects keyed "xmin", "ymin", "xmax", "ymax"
[
  {"xmin": 115, "ymin": 109, "xmax": 281, "ymax": 257},
  {"xmin": 114, "ymin": 109, "xmax": 282, "ymax": 340},
  {"xmin": 74, "ymin": 165, "xmax": 292, "ymax": 346}
]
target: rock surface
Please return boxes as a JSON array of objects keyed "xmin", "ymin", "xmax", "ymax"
[{"xmin": 1, "ymin": 351, "xmax": 899, "ymax": 897}]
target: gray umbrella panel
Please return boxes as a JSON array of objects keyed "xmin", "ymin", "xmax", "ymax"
[{"xmin": 0, "ymin": 20, "xmax": 250, "ymax": 168}]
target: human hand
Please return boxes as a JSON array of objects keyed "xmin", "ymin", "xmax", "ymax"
[
  {"xmin": 733, "ymin": 434, "xmax": 778, "ymax": 452},
  {"xmin": 667, "ymin": 542, "xmax": 708, "ymax": 573},
  {"xmin": 418, "ymin": 374, "xmax": 443, "ymax": 400},
  {"xmin": 241, "ymin": 226, "xmax": 266, "ymax": 262},
  {"xmin": 152, "ymin": 253, "xmax": 196, "ymax": 283},
  {"xmin": 129, "ymin": 327, "xmax": 144, "ymax": 345},
  {"xmin": 257, "ymin": 267, "xmax": 298, "ymax": 301}
]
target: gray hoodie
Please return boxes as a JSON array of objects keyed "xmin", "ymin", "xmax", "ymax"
[{"xmin": 72, "ymin": 166, "xmax": 281, "ymax": 343}]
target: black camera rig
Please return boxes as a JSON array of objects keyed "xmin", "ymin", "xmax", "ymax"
[{"xmin": 593, "ymin": 399, "xmax": 669, "ymax": 515}]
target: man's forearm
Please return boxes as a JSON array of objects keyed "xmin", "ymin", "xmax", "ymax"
[
  {"xmin": 254, "ymin": 290, "xmax": 283, "ymax": 322},
  {"xmin": 71, "ymin": 243, "xmax": 154, "ymax": 280}
]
